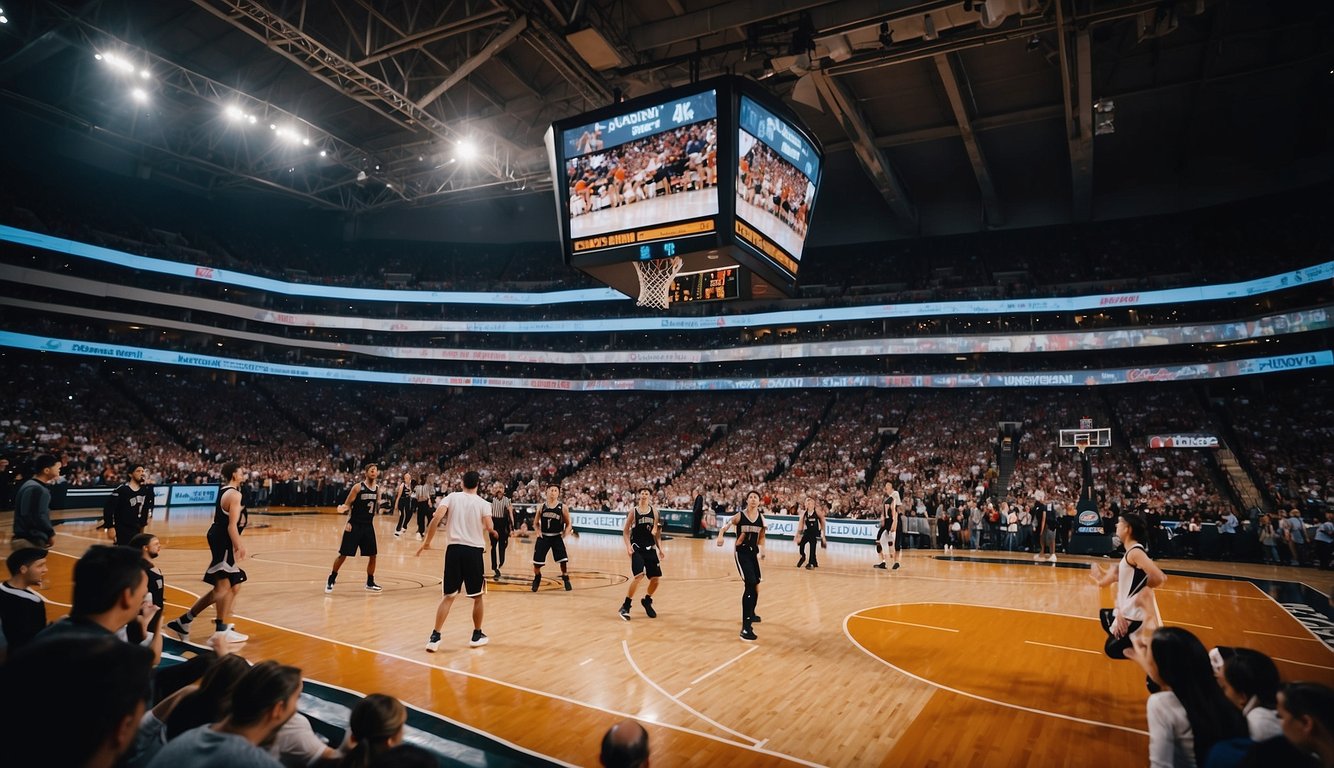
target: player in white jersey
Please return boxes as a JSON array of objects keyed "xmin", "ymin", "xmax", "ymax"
[
  {"xmin": 1090, "ymin": 512, "xmax": 1167, "ymax": 659},
  {"xmin": 417, "ymin": 470, "xmax": 495, "ymax": 651}
]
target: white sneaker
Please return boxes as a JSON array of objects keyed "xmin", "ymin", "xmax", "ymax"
[
  {"xmin": 1048, "ymin": 554, "xmax": 1058, "ymax": 563},
  {"xmin": 394, "ymin": 530, "xmax": 402, "ymax": 538},
  {"xmin": 212, "ymin": 625, "xmax": 249, "ymax": 643}
]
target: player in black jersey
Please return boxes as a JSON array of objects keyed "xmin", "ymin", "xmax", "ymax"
[
  {"xmin": 165, "ymin": 462, "xmax": 250, "ymax": 643},
  {"xmin": 101, "ymin": 464, "xmax": 151, "ymax": 545},
  {"xmin": 392, "ymin": 471, "xmax": 414, "ymax": 538},
  {"xmin": 619, "ymin": 488, "xmax": 665, "ymax": 620},
  {"xmin": 875, "ymin": 480, "xmax": 902, "ymax": 571},
  {"xmin": 717, "ymin": 491, "xmax": 765, "ymax": 641},
  {"xmin": 796, "ymin": 496, "xmax": 827, "ymax": 569},
  {"xmin": 326, "ymin": 462, "xmax": 383, "ymax": 593},
  {"xmin": 531, "ymin": 485, "xmax": 573, "ymax": 592}
]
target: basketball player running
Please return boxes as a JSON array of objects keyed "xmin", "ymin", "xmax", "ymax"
[
  {"xmin": 532, "ymin": 485, "xmax": 573, "ymax": 592},
  {"xmin": 796, "ymin": 496, "xmax": 826, "ymax": 569},
  {"xmin": 1089, "ymin": 512, "xmax": 1167, "ymax": 659},
  {"xmin": 488, "ymin": 482, "xmax": 513, "ymax": 581},
  {"xmin": 875, "ymin": 480, "xmax": 902, "ymax": 570},
  {"xmin": 417, "ymin": 471, "xmax": 495, "ymax": 651},
  {"xmin": 165, "ymin": 462, "xmax": 250, "ymax": 643},
  {"xmin": 325, "ymin": 462, "xmax": 382, "ymax": 593},
  {"xmin": 392, "ymin": 471, "xmax": 414, "ymax": 538},
  {"xmin": 717, "ymin": 491, "xmax": 765, "ymax": 642},
  {"xmin": 619, "ymin": 488, "xmax": 665, "ymax": 621}
]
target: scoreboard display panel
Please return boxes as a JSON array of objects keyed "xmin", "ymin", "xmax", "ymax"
[
  {"xmin": 547, "ymin": 76, "xmax": 822, "ymax": 304},
  {"xmin": 669, "ymin": 267, "xmax": 740, "ymax": 304},
  {"xmin": 556, "ymin": 86, "xmax": 719, "ymax": 265},
  {"xmin": 734, "ymin": 95, "xmax": 821, "ymax": 280}
]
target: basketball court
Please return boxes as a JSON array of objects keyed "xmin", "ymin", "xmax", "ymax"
[
  {"xmin": 734, "ymin": 197, "xmax": 807, "ymax": 260},
  {"xmin": 15, "ymin": 506, "xmax": 1333, "ymax": 767}
]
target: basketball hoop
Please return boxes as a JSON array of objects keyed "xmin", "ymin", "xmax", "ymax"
[{"xmin": 632, "ymin": 256, "xmax": 684, "ymax": 309}]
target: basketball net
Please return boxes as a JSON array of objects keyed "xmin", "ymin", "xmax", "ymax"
[{"xmin": 632, "ymin": 256, "xmax": 683, "ymax": 309}]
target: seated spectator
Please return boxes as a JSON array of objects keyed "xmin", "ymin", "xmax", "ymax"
[
  {"xmin": 1130, "ymin": 626, "xmax": 1248, "ymax": 767},
  {"xmin": 35, "ymin": 545, "xmax": 161, "ymax": 664},
  {"xmin": 1216, "ymin": 648, "xmax": 1284, "ymax": 741},
  {"xmin": 600, "ymin": 719, "xmax": 650, "ymax": 768},
  {"xmin": 0, "ymin": 547, "xmax": 48, "ymax": 657},
  {"xmin": 165, "ymin": 653, "xmax": 253, "ymax": 739},
  {"xmin": 270, "ymin": 710, "xmax": 337, "ymax": 768},
  {"xmin": 0, "ymin": 635, "xmax": 154, "ymax": 768},
  {"xmin": 1273, "ymin": 682, "xmax": 1334, "ymax": 768},
  {"xmin": 337, "ymin": 693, "xmax": 407, "ymax": 768},
  {"xmin": 146, "ymin": 660, "xmax": 303, "ymax": 768}
]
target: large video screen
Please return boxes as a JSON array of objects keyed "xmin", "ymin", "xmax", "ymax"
[
  {"xmin": 734, "ymin": 95, "xmax": 821, "ymax": 276},
  {"xmin": 561, "ymin": 89, "xmax": 719, "ymax": 253}
]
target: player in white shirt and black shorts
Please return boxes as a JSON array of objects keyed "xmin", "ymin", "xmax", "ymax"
[{"xmin": 417, "ymin": 470, "xmax": 495, "ymax": 651}]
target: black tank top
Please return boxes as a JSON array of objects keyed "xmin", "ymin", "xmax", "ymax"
[
  {"xmin": 736, "ymin": 510, "xmax": 764, "ymax": 551},
  {"xmin": 802, "ymin": 509, "xmax": 821, "ymax": 535},
  {"xmin": 349, "ymin": 481, "xmax": 378, "ymax": 525},
  {"xmin": 539, "ymin": 503, "xmax": 565, "ymax": 536},
  {"xmin": 211, "ymin": 486, "xmax": 248, "ymax": 534},
  {"xmin": 630, "ymin": 507, "xmax": 656, "ymax": 548}
]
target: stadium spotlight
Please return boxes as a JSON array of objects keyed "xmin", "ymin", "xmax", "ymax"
[
  {"xmin": 100, "ymin": 52, "xmax": 137, "ymax": 74},
  {"xmin": 0, "ymin": 8, "xmax": 7, "ymax": 24},
  {"xmin": 130, "ymin": 87, "xmax": 148, "ymax": 103},
  {"xmin": 225, "ymin": 105, "xmax": 244, "ymax": 121},
  {"xmin": 319, "ymin": 150, "xmax": 327, "ymax": 157},
  {"xmin": 456, "ymin": 139, "xmax": 478, "ymax": 161},
  {"xmin": 139, "ymin": 69, "xmax": 150, "ymax": 79}
]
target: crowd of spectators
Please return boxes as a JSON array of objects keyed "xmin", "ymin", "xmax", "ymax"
[
  {"xmin": 1226, "ymin": 382, "xmax": 1334, "ymax": 516},
  {"xmin": 4, "ymin": 351, "xmax": 1332, "ymax": 567}
]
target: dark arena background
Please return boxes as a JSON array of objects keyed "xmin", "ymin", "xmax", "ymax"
[{"xmin": 1, "ymin": 1, "xmax": 1332, "ymax": 767}]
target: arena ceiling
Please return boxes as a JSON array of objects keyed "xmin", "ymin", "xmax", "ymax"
[{"xmin": 1, "ymin": 0, "xmax": 1331, "ymax": 236}]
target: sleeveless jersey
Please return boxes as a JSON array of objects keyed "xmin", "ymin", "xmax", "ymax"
[
  {"xmin": 211, "ymin": 486, "xmax": 248, "ymax": 534},
  {"xmin": 802, "ymin": 510, "xmax": 821, "ymax": 536},
  {"xmin": 539, "ymin": 503, "xmax": 565, "ymax": 536},
  {"xmin": 1116, "ymin": 543, "xmax": 1150, "ymax": 621},
  {"xmin": 630, "ymin": 506, "xmax": 657, "ymax": 548},
  {"xmin": 349, "ymin": 481, "xmax": 378, "ymax": 525},
  {"xmin": 736, "ymin": 510, "xmax": 765, "ymax": 551}
]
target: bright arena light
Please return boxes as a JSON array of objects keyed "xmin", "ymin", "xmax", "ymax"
[
  {"xmin": 139, "ymin": 69, "xmax": 151, "ymax": 80},
  {"xmin": 225, "ymin": 105, "xmax": 244, "ymax": 121},
  {"xmin": 130, "ymin": 88, "xmax": 148, "ymax": 103},
  {"xmin": 456, "ymin": 140, "xmax": 478, "ymax": 161},
  {"xmin": 99, "ymin": 52, "xmax": 137, "ymax": 74}
]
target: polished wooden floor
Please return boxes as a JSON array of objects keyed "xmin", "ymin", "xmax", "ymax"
[{"xmin": 11, "ymin": 507, "xmax": 1334, "ymax": 767}]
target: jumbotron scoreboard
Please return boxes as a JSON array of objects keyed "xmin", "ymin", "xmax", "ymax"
[{"xmin": 545, "ymin": 76, "xmax": 823, "ymax": 304}]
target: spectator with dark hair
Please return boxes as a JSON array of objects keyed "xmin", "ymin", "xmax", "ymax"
[
  {"xmin": 12, "ymin": 453, "xmax": 61, "ymax": 548},
  {"xmin": 600, "ymin": 720, "xmax": 650, "ymax": 768},
  {"xmin": 35, "ymin": 545, "xmax": 161, "ymax": 664},
  {"xmin": 165, "ymin": 654, "xmax": 253, "ymax": 739},
  {"xmin": 0, "ymin": 547, "xmax": 48, "ymax": 657},
  {"xmin": 1274, "ymin": 682, "xmax": 1334, "ymax": 768},
  {"xmin": 0, "ymin": 635, "xmax": 154, "ymax": 768},
  {"xmin": 1218, "ymin": 649, "xmax": 1284, "ymax": 741},
  {"xmin": 337, "ymin": 693, "xmax": 407, "ymax": 768},
  {"xmin": 1130, "ymin": 627, "xmax": 1248, "ymax": 767},
  {"xmin": 146, "ymin": 660, "xmax": 303, "ymax": 768}
]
